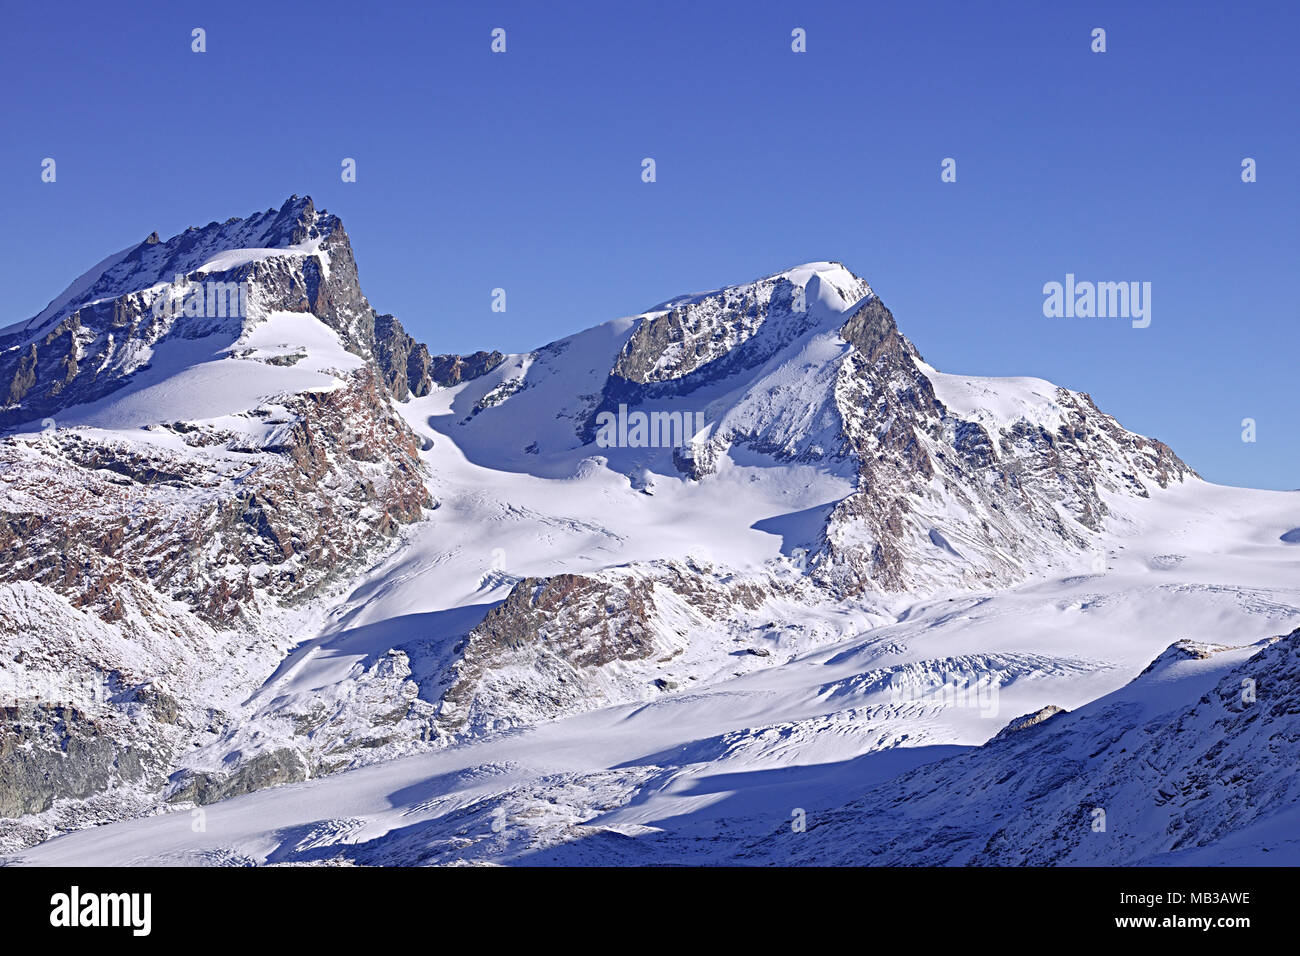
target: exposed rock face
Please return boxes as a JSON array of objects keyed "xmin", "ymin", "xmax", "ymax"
[
  {"xmin": 424, "ymin": 350, "xmax": 507, "ymax": 388},
  {"xmin": 832, "ymin": 294, "xmax": 1192, "ymax": 595},
  {"xmin": 434, "ymin": 562, "xmax": 778, "ymax": 735},
  {"xmin": 0, "ymin": 367, "xmax": 429, "ymax": 625},
  {"xmin": 0, "ymin": 197, "xmax": 376, "ymax": 426},
  {"xmin": 0, "ymin": 702, "xmax": 170, "ymax": 817},
  {"xmin": 991, "ymin": 704, "xmax": 1068, "ymax": 740},
  {"xmin": 671, "ymin": 440, "xmax": 719, "ymax": 480},
  {"xmin": 0, "ymin": 198, "xmax": 441, "ymax": 838},
  {"xmin": 372, "ymin": 315, "xmax": 421, "ymax": 399},
  {"xmin": 373, "ymin": 313, "xmax": 504, "ymax": 399},
  {"xmin": 822, "ymin": 303, "xmax": 1195, "ymax": 594},
  {"xmin": 167, "ymin": 749, "xmax": 310, "ymax": 806},
  {"xmin": 822, "ymin": 297, "xmax": 945, "ymax": 592},
  {"xmin": 828, "ymin": 293, "xmax": 1194, "ymax": 595},
  {"xmin": 612, "ymin": 278, "xmax": 807, "ymax": 386},
  {"xmin": 1138, "ymin": 639, "xmax": 1238, "ymax": 676},
  {"xmin": 583, "ymin": 268, "xmax": 873, "ymax": 441}
]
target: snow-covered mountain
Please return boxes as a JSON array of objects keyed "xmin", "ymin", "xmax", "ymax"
[{"xmin": 2, "ymin": 197, "xmax": 1296, "ymax": 864}]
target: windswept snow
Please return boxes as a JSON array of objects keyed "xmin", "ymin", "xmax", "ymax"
[
  {"xmin": 52, "ymin": 311, "xmax": 365, "ymax": 432},
  {"xmin": 917, "ymin": 359, "xmax": 1067, "ymax": 431},
  {"xmin": 4, "ymin": 244, "xmax": 1297, "ymax": 867},
  {"xmin": 0, "ymin": 244, "xmax": 138, "ymax": 339},
  {"xmin": 195, "ymin": 237, "xmax": 331, "ymax": 277},
  {"xmin": 10, "ymin": 415, "xmax": 1298, "ymax": 865}
]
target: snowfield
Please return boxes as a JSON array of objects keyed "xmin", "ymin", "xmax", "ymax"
[
  {"xmin": 8, "ymin": 395, "xmax": 1298, "ymax": 866},
  {"xmin": 2, "ymin": 205, "xmax": 1296, "ymax": 867}
]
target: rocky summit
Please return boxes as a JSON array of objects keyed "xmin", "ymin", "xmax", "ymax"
[{"xmin": 1, "ymin": 198, "xmax": 1295, "ymax": 867}]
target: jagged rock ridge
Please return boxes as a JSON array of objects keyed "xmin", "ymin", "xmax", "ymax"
[
  {"xmin": 0, "ymin": 195, "xmax": 501, "ymax": 428},
  {"xmin": 0, "ymin": 209, "xmax": 1222, "ymax": 859}
]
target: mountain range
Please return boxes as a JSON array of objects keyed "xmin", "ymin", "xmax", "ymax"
[{"xmin": 1, "ymin": 196, "xmax": 1296, "ymax": 865}]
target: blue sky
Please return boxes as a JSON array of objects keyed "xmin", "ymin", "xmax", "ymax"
[{"xmin": 1, "ymin": 0, "xmax": 1296, "ymax": 488}]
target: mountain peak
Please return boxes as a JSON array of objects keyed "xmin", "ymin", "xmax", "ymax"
[
  {"xmin": 0, "ymin": 195, "xmax": 361, "ymax": 428},
  {"xmin": 647, "ymin": 259, "xmax": 873, "ymax": 316},
  {"xmin": 0, "ymin": 196, "xmax": 515, "ymax": 430}
]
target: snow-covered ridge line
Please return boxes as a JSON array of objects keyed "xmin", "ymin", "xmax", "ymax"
[
  {"xmin": 3, "ymin": 196, "xmax": 1292, "ymax": 866},
  {"xmin": 1, "ymin": 196, "xmax": 336, "ymax": 340}
]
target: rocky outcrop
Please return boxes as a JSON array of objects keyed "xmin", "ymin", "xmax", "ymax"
[
  {"xmin": 0, "ymin": 702, "xmax": 171, "ymax": 817},
  {"xmin": 373, "ymin": 313, "xmax": 503, "ymax": 399},
  {"xmin": 434, "ymin": 562, "xmax": 778, "ymax": 736},
  {"xmin": 166, "ymin": 749, "xmax": 310, "ymax": 806},
  {"xmin": 0, "ymin": 366, "xmax": 429, "ymax": 625},
  {"xmin": 815, "ymin": 292, "xmax": 1198, "ymax": 596},
  {"xmin": 991, "ymin": 704, "xmax": 1068, "ymax": 740},
  {"xmin": 423, "ymin": 349, "xmax": 506, "ymax": 388},
  {"xmin": 583, "ymin": 268, "xmax": 872, "ymax": 442}
]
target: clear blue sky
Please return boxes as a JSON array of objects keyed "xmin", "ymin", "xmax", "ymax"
[{"xmin": 2, "ymin": 1, "xmax": 1296, "ymax": 489}]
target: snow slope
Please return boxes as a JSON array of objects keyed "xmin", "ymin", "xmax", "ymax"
[
  {"xmin": 3, "ymin": 207, "xmax": 1296, "ymax": 865},
  {"xmin": 9, "ymin": 448, "xmax": 1297, "ymax": 865}
]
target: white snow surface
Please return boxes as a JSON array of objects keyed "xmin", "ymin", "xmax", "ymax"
[
  {"xmin": 11, "ymin": 407, "xmax": 1298, "ymax": 865},
  {"xmin": 917, "ymin": 359, "xmax": 1067, "ymax": 431},
  {"xmin": 53, "ymin": 311, "xmax": 364, "ymax": 432},
  {"xmin": 5, "ymin": 263, "xmax": 1299, "ymax": 867}
]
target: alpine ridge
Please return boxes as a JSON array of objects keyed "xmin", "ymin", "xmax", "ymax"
[{"xmin": 1, "ymin": 198, "xmax": 1294, "ymax": 868}]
